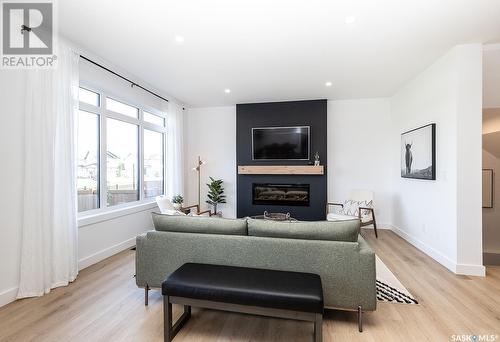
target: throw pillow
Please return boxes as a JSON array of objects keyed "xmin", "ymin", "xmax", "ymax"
[
  {"xmin": 339, "ymin": 199, "xmax": 373, "ymax": 218},
  {"xmin": 340, "ymin": 199, "xmax": 358, "ymax": 216}
]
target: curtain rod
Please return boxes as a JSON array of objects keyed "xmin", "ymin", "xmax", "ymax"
[{"xmin": 79, "ymin": 55, "xmax": 170, "ymax": 103}]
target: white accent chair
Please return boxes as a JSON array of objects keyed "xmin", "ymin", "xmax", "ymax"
[
  {"xmin": 155, "ymin": 196, "xmax": 211, "ymax": 216},
  {"xmin": 326, "ymin": 190, "xmax": 378, "ymax": 238},
  {"xmin": 156, "ymin": 196, "xmax": 177, "ymax": 214}
]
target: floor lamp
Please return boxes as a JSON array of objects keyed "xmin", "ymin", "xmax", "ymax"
[{"xmin": 192, "ymin": 156, "xmax": 205, "ymax": 208}]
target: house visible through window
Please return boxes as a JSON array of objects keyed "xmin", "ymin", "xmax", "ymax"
[
  {"xmin": 106, "ymin": 118, "xmax": 139, "ymax": 206},
  {"xmin": 77, "ymin": 86, "xmax": 166, "ymax": 213},
  {"xmin": 77, "ymin": 109, "xmax": 99, "ymax": 211},
  {"xmin": 143, "ymin": 129, "xmax": 164, "ymax": 198}
]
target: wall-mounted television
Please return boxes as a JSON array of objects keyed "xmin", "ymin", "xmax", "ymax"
[{"xmin": 252, "ymin": 126, "xmax": 310, "ymax": 160}]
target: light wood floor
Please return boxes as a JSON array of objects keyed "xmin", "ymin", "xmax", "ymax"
[{"xmin": 1, "ymin": 229, "xmax": 499, "ymax": 342}]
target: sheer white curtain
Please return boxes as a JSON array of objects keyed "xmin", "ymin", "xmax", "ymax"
[
  {"xmin": 166, "ymin": 102, "xmax": 184, "ymax": 199},
  {"xmin": 17, "ymin": 43, "xmax": 79, "ymax": 298}
]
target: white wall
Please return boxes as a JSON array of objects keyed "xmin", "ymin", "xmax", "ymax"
[
  {"xmin": 78, "ymin": 206, "xmax": 156, "ymax": 270},
  {"xmin": 184, "ymin": 106, "xmax": 237, "ymax": 217},
  {"xmin": 390, "ymin": 44, "xmax": 484, "ymax": 276},
  {"xmin": 482, "ymin": 149, "xmax": 500, "ymax": 255},
  {"xmin": 327, "ymin": 99, "xmax": 393, "ymax": 226},
  {"xmin": 482, "ymin": 44, "xmax": 500, "ymax": 263},
  {"xmin": 455, "ymin": 45, "xmax": 483, "ymax": 272}
]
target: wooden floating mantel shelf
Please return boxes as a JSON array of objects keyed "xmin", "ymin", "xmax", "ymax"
[{"xmin": 237, "ymin": 165, "xmax": 324, "ymax": 175}]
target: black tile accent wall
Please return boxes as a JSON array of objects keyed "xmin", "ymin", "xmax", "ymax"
[{"xmin": 236, "ymin": 100, "xmax": 327, "ymax": 220}]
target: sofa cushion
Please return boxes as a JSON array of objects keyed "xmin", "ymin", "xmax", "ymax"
[
  {"xmin": 247, "ymin": 218, "xmax": 359, "ymax": 242},
  {"xmin": 152, "ymin": 213, "xmax": 247, "ymax": 236}
]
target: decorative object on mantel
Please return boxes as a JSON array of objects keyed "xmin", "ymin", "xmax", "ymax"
[
  {"xmin": 483, "ymin": 169, "xmax": 494, "ymax": 208},
  {"xmin": 206, "ymin": 177, "xmax": 226, "ymax": 215},
  {"xmin": 314, "ymin": 151, "xmax": 320, "ymax": 166},
  {"xmin": 251, "ymin": 211, "xmax": 298, "ymax": 222},
  {"xmin": 171, "ymin": 194, "xmax": 184, "ymax": 210},
  {"xmin": 238, "ymin": 165, "xmax": 324, "ymax": 175},
  {"xmin": 401, "ymin": 123, "xmax": 436, "ymax": 180},
  {"xmin": 192, "ymin": 156, "xmax": 206, "ymax": 208}
]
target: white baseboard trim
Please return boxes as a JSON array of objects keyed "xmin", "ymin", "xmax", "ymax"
[
  {"xmin": 78, "ymin": 237, "xmax": 136, "ymax": 271},
  {"xmin": 389, "ymin": 224, "xmax": 457, "ymax": 273},
  {"xmin": 0, "ymin": 286, "xmax": 18, "ymax": 308},
  {"xmin": 456, "ymin": 263, "xmax": 486, "ymax": 277},
  {"xmin": 389, "ymin": 225, "xmax": 485, "ymax": 277}
]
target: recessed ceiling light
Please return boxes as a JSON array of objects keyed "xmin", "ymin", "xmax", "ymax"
[
  {"xmin": 174, "ymin": 35, "xmax": 185, "ymax": 43},
  {"xmin": 325, "ymin": 81, "xmax": 332, "ymax": 87},
  {"xmin": 344, "ymin": 16, "xmax": 356, "ymax": 24},
  {"xmin": 224, "ymin": 88, "xmax": 231, "ymax": 94}
]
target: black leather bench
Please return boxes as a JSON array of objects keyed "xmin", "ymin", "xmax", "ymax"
[{"xmin": 162, "ymin": 263, "xmax": 324, "ymax": 342}]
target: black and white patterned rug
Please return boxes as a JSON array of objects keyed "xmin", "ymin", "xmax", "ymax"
[
  {"xmin": 376, "ymin": 280, "xmax": 418, "ymax": 304},
  {"xmin": 376, "ymin": 256, "xmax": 418, "ymax": 305}
]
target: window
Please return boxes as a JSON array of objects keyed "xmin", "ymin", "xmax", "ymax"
[
  {"xmin": 77, "ymin": 110, "xmax": 99, "ymax": 212},
  {"xmin": 144, "ymin": 129, "xmax": 164, "ymax": 198},
  {"xmin": 106, "ymin": 118, "xmax": 139, "ymax": 206},
  {"xmin": 106, "ymin": 97, "xmax": 139, "ymax": 118},
  {"xmin": 77, "ymin": 86, "xmax": 166, "ymax": 214},
  {"xmin": 144, "ymin": 111, "xmax": 165, "ymax": 126},
  {"xmin": 79, "ymin": 87, "xmax": 100, "ymax": 106}
]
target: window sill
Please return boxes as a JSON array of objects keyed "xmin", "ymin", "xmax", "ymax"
[{"xmin": 78, "ymin": 201, "xmax": 158, "ymax": 228}]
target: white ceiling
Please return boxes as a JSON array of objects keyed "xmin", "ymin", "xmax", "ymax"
[{"xmin": 59, "ymin": 0, "xmax": 500, "ymax": 107}]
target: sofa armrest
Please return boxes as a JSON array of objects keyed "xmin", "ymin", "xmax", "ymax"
[
  {"xmin": 357, "ymin": 235, "xmax": 377, "ymax": 311},
  {"xmin": 135, "ymin": 233, "xmax": 149, "ymax": 288}
]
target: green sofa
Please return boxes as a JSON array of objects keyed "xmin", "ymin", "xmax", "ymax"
[{"xmin": 135, "ymin": 214, "xmax": 376, "ymax": 312}]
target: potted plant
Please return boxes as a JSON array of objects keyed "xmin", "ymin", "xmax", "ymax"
[
  {"xmin": 171, "ymin": 194, "xmax": 184, "ymax": 210},
  {"xmin": 206, "ymin": 177, "xmax": 226, "ymax": 215}
]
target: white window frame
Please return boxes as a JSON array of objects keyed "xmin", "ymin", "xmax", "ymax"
[{"xmin": 77, "ymin": 84, "xmax": 167, "ymax": 219}]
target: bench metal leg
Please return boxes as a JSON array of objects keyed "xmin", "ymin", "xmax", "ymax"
[
  {"xmin": 145, "ymin": 285, "xmax": 149, "ymax": 306},
  {"xmin": 314, "ymin": 313, "xmax": 323, "ymax": 342},
  {"xmin": 164, "ymin": 295, "xmax": 172, "ymax": 342},
  {"xmin": 163, "ymin": 295, "xmax": 191, "ymax": 342},
  {"xmin": 358, "ymin": 306, "xmax": 363, "ymax": 332},
  {"xmin": 184, "ymin": 305, "xmax": 191, "ymax": 319}
]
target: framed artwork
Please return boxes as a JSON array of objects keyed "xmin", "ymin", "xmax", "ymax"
[
  {"xmin": 483, "ymin": 169, "xmax": 493, "ymax": 208},
  {"xmin": 401, "ymin": 123, "xmax": 436, "ymax": 180}
]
